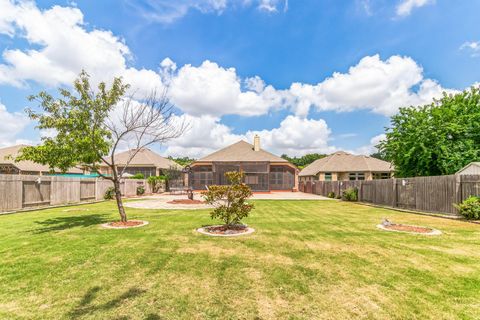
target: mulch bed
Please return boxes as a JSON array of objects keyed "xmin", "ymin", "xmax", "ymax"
[
  {"xmin": 102, "ymin": 220, "xmax": 149, "ymax": 229},
  {"xmin": 384, "ymin": 224, "xmax": 433, "ymax": 233},
  {"xmin": 167, "ymin": 199, "xmax": 205, "ymax": 205},
  {"xmin": 204, "ymin": 224, "xmax": 249, "ymax": 235}
]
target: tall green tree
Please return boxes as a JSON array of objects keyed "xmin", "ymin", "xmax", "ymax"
[
  {"xmin": 168, "ymin": 156, "xmax": 195, "ymax": 166},
  {"xmin": 378, "ymin": 87, "xmax": 480, "ymax": 177},
  {"xmin": 281, "ymin": 153, "xmax": 326, "ymax": 168},
  {"xmin": 16, "ymin": 71, "xmax": 185, "ymax": 222}
]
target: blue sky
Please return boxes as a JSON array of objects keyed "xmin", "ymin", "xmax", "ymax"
[{"xmin": 0, "ymin": 0, "xmax": 479, "ymax": 157}]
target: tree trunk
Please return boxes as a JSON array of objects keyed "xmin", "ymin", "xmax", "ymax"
[{"xmin": 114, "ymin": 179, "xmax": 127, "ymax": 222}]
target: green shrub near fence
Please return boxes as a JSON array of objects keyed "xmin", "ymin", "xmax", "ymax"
[
  {"xmin": 104, "ymin": 187, "xmax": 115, "ymax": 200},
  {"xmin": 342, "ymin": 187, "xmax": 358, "ymax": 201},
  {"xmin": 455, "ymin": 196, "xmax": 480, "ymax": 220}
]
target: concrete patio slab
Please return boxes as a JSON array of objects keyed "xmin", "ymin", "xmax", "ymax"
[{"xmin": 125, "ymin": 192, "xmax": 330, "ymax": 210}]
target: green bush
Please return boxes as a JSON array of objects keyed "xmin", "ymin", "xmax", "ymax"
[
  {"xmin": 327, "ymin": 191, "xmax": 336, "ymax": 199},
  {"xmin": 136, "ymin": 185, "xmax": 145, "ymax": 196},
  {"xmin": 130, "ymin": 173, "xmax": 145, "ymax": 179},
  {"xmin": 147, "ymin": 175, "xmax": 167, "ymax": 193},
  {"xmin": 342, "ymin": 187, "xmax": 358, "ymax": 201},
  {"xmin": 202, "ymin": 171, "xmax": 254, "ymax": 227},
  {"xmin": 455, "ymin": 196, "xmax": 480, "ymax": 220},
  {"xmin": 104, "ymin": 187, "xmax": 115, "ymax": 200}
]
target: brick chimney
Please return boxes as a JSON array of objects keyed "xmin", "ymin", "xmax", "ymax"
[{"xmin": 253, "ymin": 134, "xmax": 260, "ymax": 151}]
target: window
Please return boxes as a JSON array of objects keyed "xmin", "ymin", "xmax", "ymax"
[
  {"xmin": 349, "ymin": 172, "xmax": 365, "ymax": 181},
  {"xmin": 324, "ymin": 172, "xmax": 332, "ymax": 181},
  {"xmin": 245, "ymin": 175, "xmax": 259, "ymax": 185},
  {"xmin": 373, "ymin": 172, "xmax": 391, "ymax": 179}
]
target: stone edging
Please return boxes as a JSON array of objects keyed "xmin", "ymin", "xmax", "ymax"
[
  {"xmin": 376, "ymin": 224, "xmax": 442, "ymax": 236},
  {"xmin": 101, "ymin": 220, "xmax": 149, "ymax": 229},
  {"xmin": 196, "ymin": 225, "xmax": 255, "ymax": 237}
]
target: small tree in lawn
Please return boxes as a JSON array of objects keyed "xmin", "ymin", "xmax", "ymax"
[
  {"xmin": 15, "ymin": 71, "xmax": 186, "ymax": 222},
  {"xmin": 202, "ymin": 171, "xmax": 254, "ymax": 228}
]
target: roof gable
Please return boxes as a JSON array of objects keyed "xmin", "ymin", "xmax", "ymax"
[
  {"xmin": 196, "ymin": 140, "xmax": 288, "ymax": 163},
  {"xmin": 114, "ymin": 148, "xmax": 180, "ymax": 169}
]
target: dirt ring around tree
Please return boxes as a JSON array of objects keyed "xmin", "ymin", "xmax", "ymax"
[
  {"xmin": 101, "ymin": 220, "xmax": 149, "ymax": 229},
  {"xmin": 376, "ymin": 223, "xmax": 441, "ymax": 235},
  {"xmin": 196, "ymin": 225, "xmax": 255, "ymax": 237}
]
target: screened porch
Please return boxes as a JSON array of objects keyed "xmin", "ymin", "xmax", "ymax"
[{"xmin": 190, "ymin": 162, "xmax": 295, "ymax": 191}]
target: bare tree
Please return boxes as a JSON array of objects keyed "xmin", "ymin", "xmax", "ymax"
[
  {"xmin": 17, "ymin": 72, "xmax": 187, "ymax": 222},
  {"xmin": 96, "ymin": 91, "xmax": 186, "ymax": 221}
]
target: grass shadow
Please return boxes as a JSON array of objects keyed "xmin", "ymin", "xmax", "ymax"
[
  {"xmin": 32, "ymin": 214, "xmax": 110, "ymax": 234},
  {"xmin": 69, "ymin": 286, "xmax": 147, "ymax": 319}
]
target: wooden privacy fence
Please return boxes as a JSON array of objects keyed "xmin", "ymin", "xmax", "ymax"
[
  {"xmin": 0, "ymin": 174, "xmax": 153, "ymax": 213},
  {"xmin": 299, "ymin": 174, "xmax": 480, "ymax": 216}
]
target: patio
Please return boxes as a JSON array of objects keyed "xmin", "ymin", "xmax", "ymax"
[{"xmin": 124, "ymin": 192, "xmax": 330, "ymax": 210}]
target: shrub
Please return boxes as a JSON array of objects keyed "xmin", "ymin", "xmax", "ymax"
[
  {"xmin": 136, "ymin": 185, "xmax": 145, "ymax": 196},
  {"xmin": 104, "ymin": 187, "xmax": 115, "ymax": 200},
  {"xmin": 147, "ymin": 175, "xmax": 167, "ymax": 193},
  {"xmin": 342, "ymin": 187, "xmax": 358, "ymax": 201},
  {"xmin": 327, "ymin": 191, "xmax": 336, "ymax": 199},
  {"xmin": 130, "ymin": 173, "xmax": 145, "ymax": 179},
  {"xmin": 202, "ymin": 171, "xmax": 254, "ymax": 228},
  {"xmin": 455, "ymin": 196, "xmax": 480, "ymax": 220}
]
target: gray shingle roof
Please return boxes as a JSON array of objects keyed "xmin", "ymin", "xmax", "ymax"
[
  {"xmin": 0, "ymin": 144, "xmax": 83, "ymax": 173},
  {"xmin": 299, "ymin": 151, "xmax": 393, "ymax": 176},
  {"xmin": 114, "ymin": 148, "xmax": 181, "ymax": 169},
  {"xmin": 196, "ymin": 140, "xmax": 288, "ymax": 163}
]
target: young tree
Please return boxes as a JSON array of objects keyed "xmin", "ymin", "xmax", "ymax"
[
  {"xmin": 378, "ymin": 86, "xmax": 480, "ymax": 177},
  {"xmin": 16, "ymin": 71, "xmax": 186, "ymax": 222},
  {"xmin": 202, "ymin": 171, "xmax": 254, "ymax": 228}
]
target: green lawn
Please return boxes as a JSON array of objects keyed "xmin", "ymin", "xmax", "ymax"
[{"xmin": 0, "ymin": 200, "xmax": 479, "ymax": 319}]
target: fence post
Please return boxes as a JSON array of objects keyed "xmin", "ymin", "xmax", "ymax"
[
  {"xmin": 392, "ymin": 178, "xmax": 397, "ymax": 208},
  {"xmin": 358, "ymin": 181, "xmax": 362, "ymax": 201},
  {"xmin": 454, "ymin": 174, "xmax": 461, "ymax": 214}
]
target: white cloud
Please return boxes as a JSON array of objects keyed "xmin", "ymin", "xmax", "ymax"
[
  {"xmin": 353, "ymin": 133, "xmax": 386, "ymax": 155},
  {"xmin": 286, "ymin": 54, "xmax": 453, "ymax": 117},
  {"xmin": 0, "ymin": 0, "xmax": 163, "ymax": 94},
  {"xmin": 245, "ymin": 115, "xmax": 335, "ymax": 156},
  {"xmin": 123, "ymin": 0, "xmax": 228, "ymax": 24},
  {"xmin": 460, "ymin": 41, "xmax": 480, "ymax": 58},
  {"xmin": 167, "ymin": 60, "xmax": 284, "ymax": 116},
  {"xmin": 163, "ymin": 114, "xmax": 335, "ymax": 158},
  {"xmin": 163, "ymin": 114, "xmax": 242, "ymax": 158},
  {"xmin": 123, "ymin": 0, "xmax": 286, "ymax": 24},
  {"xmin": 0, "ymin": 102, "xmax": 31, "ymax": 147},
  {"xmin": 396, "ymin": 0, "xmax": 434, "ymax": 17}
]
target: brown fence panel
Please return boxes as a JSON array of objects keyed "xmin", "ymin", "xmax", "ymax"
[
  {"xmin": 0, "ymin": 175, "xmax": 22, "ymax": 212},
  {"xmin": 0, "ymin": 174, "xmax": 153, "ymax": 213},
  {"xmin": 461, "ymin": 175, "xmax": 480, "ymax": 200},
  {"xmin": 50, "ymin": 177, "xmax": 81, "ymax": 205},
  {"xmin": 305, "ymin": 181, "xmax": 312, "ymax": 194},
  {"xmin": 396, "ymin": 178, "xmax": 416, "ymax": 210},
  {"xmin": 414, "ymin": 175, "xmax": 456, "ymax": 214},
  {"xmin": 96, "ymin": 179, "xmax": 113, "ymax": 200},
  {"xmin": 22, "ymin": 180, "xmax": 51, "ymax": 207},
  {"xmin": 303, "ymin": 174, "xmax": 471, "ymax": 216},
  {"xmin": 80, "ymin": 180, "xmax": 96, "ymax": 201}
]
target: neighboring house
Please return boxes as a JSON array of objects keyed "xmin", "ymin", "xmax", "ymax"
[
  {"xmin": 456, "ymin": 162, "xmax": 480, "ymax": 175},
  {"xmin": 98, "ymin": 148, "xmax": 181, "ymax": 178},
  {"xmin": 0, "ymin": 144, "xmax": 83, "ymax": 175},
  {"xmin": 189, "ymin": 135, "xmax": 298, "ymax": 191},
  {"xmin": 299, "ymin": 151, "xmax": 394, "ymax": 182}
]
